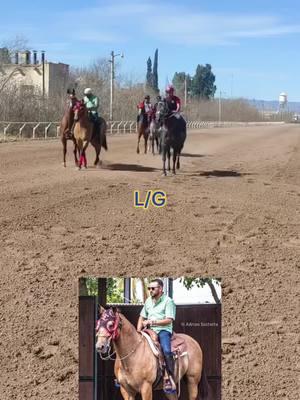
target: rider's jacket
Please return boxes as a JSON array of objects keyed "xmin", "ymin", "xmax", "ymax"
[
  {"xmin": 166, "ymin": 95, "xmax": 181, "ymax": 112},
  {"xmin": 138, "ymin": 101, "xmax": 153, "ymax": 115},
  {"xmin": 84, "ymin": 94, "xmax": 99, "ymax": 116}
]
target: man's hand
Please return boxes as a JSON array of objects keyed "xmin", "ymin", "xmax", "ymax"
[
  {"xmin": 142, "ymin": 319, "xmax": 157, "ymax": 328},
  {"xmin": 142, "ymin": 319, "xmax": 151, "ymax": 328}
]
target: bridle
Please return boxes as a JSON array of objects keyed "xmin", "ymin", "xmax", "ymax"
[{"xmin": 96, "ymin": 309, "xmax": 143, "ymax": 361}]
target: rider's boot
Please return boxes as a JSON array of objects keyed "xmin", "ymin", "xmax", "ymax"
[{"xmin": 163, "ymin": 354, "xmax": 177, "ymax": 394}]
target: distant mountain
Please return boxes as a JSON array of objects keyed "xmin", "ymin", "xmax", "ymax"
[{"xmin": 247, "ymin": 99, "xmax": 300, "ymax": 113}]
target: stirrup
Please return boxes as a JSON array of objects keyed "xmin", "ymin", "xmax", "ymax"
[
  {"xmin": 114, "ymin": 378, "xmax": 120, "ymax": 388},
  {"xmin": 163, "ymin": 377, "xmax": 177, "ymax": 394}
]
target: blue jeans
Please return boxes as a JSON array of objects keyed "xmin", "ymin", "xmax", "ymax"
[{"xmin": 158, "ymin": 330, "xmax": 172, "ymax": 356}]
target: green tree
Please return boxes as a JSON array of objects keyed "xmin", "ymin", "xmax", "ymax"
[
  {"xmin": 191, "ymin": 64, "xmax": 216, "ymax": 100},
  {"xmin": 172, "ymin": 72, "xmax": 192, "ymax": 97},
  {"xmin": 152, "ymin": 49, "xmax": 159, "ymax": 93},
  {"xmin": 79, "ymin": 277, "xmax": 124, "ymax": 303},
  {"xmin": 180, "ymin": 277, "xmax": 221, "ymax": 303},
  {"xmin": 146, "ymin": 56, "xmax": 153, "ymax": 90}
]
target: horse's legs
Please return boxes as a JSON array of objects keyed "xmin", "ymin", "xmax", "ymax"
[
  {"xmin": 167, "ymin": 148, "xmax": 171, "ymax": 172},
  {"xmin": 77, "ymin": 140, "xmax": 84, "ymax": 170},
  {"xmin": 176, "ymin": 152, "xmax": 180, "ymax": 170},
  {"xmin": 120, "ymin": 386, "xmax": 136, "ymax": 400},
  {"xmin": 140, "ymin": 382, "xmax": 153, "ymax": 400},
  {"xmin": 82, "ymin": 141, "xmax": 89, "ymax": 168},
  {"xmin": 173, "ymin": 150, "xmax": 177, "ymax": 174},
  {"xmin": 144, "ymin": 132, "xmax": 148, "ymax": 154},
  {"xmin": 137, "ymin": 131, "xmax": 141, "ymax": 154},
  {"xmin": 73, "ymin": 139, "xmax": 78, "ymax": 166},
  {"xmin": 162, "ymin": 146, "xmax": 167, "ymax": 176},
  {"xmin": 155, "ymin": 135, "xmax": 159, "ymax": 154},
  {"xmin": 62, "ymin": 138, "xmax": 67, "ymax": 167},
  {"xmin": 186, "ymin": 376, "xmax": 199, "ymax": 400},
  {"xmin": 92, "ymin": 141, "xmax": 100, "ymax": 166}
]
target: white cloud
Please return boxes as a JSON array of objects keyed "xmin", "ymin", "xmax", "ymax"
[{"xmin": 59, "ymin": 2, "xmax": 300, "ymax": 46}]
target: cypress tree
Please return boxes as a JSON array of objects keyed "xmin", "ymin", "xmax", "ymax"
[{"xmin": 152, "ymin": 49, "xmax": 159, "ymax": 93}]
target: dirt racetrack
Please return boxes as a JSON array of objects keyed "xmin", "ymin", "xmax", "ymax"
[{"xmin": 0, "ymin": 124, "xmax": 299, "ymax": 400}]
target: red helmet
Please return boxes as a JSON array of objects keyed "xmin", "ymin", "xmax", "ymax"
[{"xmin": 165, "ymin": 85, "xmax": 175, "ymax": 94}]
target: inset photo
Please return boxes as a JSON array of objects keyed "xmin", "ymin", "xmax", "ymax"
[{"xmin": 79, "ymin": 277, "xmax": 221, "ymax": 400}]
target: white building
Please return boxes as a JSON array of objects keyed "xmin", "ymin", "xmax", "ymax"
[{"xmin": 0, "ymin": 50, "xmax": 69, "ymax": 97}]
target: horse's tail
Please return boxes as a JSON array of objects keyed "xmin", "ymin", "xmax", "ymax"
[
  {"xmin": 102, "ymin": 132, "xmax": 108, "ymax": 151},
  {"xmin": 198, "ymin": 368, "xmax": 209, "ymax": 399},
  {"xmin": 99, "ymin": 118, "xmax": 108, "ymax": 151}
]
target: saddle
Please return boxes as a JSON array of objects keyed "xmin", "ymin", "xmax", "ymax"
[{"xmin": 141, "ymin": 329, "xmax": 188, "ymax": 389}]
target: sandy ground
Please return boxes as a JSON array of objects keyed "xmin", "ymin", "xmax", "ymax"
[{"xmin": 0, "ymin": 124, "xmax": 299, "ymax": 400}]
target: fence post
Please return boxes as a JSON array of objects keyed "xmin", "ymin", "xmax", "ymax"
[
  {"xmin": 45, "ymin": 123, "xmax": 52, "ymax": 139},
  {"xmin": 33, "ymin": 123, "xmax": 41, "ymax": 139},
  {"xmin": 4, "ymin": 123, "xmax": 11, "ymax": 139},
  {"xmin": 117, "ymin": 121, "xmax": 122, "ymax": 134},
  {"xmin": 19, "ymin": 123, "xmax": 27, "ymax": 138}
]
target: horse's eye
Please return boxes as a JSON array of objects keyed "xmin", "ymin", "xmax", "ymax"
[{"xmin": 107, "ymin": 321, "xmax": 114, "ymax": 328}]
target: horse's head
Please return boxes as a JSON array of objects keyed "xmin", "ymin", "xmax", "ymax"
[
  {"xmin": 73, "ymin": 100, "xmax": 86, "ymax": 121},
  {"xmin": 156, "ymin": 100, "xmax": 171, "ymax": 125},
  {"xmin": 95, "ymin": 306, "xmax": 122, "ymax": 354}
]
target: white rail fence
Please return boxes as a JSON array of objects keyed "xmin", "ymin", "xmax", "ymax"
[{"xmin": 0, "ymin": 120, "xmax": 285, "ymax": 141}]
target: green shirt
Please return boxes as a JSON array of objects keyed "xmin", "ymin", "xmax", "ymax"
[
  {"xmin": 140, "ymin": 294, "xmax": 176, "ymax": 334},
  {"xmin": 84, "ymin": 94, "xmax": 99, "ymax": 115}
]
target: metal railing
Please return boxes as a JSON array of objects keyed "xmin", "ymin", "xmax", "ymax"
[{"xmin": 0, "ymin": 120, "xmax": 285, "ymax": 141}]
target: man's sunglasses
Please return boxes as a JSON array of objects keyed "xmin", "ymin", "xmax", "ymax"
[{"xmin": 148, "ymin": 286, "xmax": 159, "ymax": 290}]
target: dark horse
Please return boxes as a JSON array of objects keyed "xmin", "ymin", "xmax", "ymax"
[
  {"xmin": 137, "ymin": 111, "xmax": 150, "ymax": 154},
  {"xmin": 59, "ymin": 89, "xmax": 108, "ymax": 167},
  {"xmin": 160, "ymin": 101, "xmax": 187, "ymax": 176}
]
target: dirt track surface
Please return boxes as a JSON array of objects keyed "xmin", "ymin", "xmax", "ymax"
[{"xmin": 0, "ymin": 124, "xmax": 299, "ymax": 399}]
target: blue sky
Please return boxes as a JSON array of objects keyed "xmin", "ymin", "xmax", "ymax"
[{"xmin": 1, "ymin": 0, "xmax": 300, "ymax": 101}]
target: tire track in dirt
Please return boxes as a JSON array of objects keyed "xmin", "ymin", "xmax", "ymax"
[{"xmin": 0, "ymin": 125, "xmax": 299, "ymax": 399}]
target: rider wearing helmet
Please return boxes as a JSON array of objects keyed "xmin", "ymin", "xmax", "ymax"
[
  {"xmin": 83, "ymin": 88, "xmax": 100, "ymax": 137},
  {"xmin": 165, "ymin": 85, "xmax": 181, "ymax": 114},
  {"xmin": 137, "ymin": 95, "xmax": 153, "ymax": 123}
]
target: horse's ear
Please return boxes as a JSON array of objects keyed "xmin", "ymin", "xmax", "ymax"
[
  {"xmin": 98, "ymin": 305, "xmax": 105, "ymax": 315},
  {"xmin": 67, "ymin": 88, "xmax": 71, "ymax": 94},
  {"xmin": 112, "ymin": 306, "xmax": 121, "ymax": 313},
  {"xmin": 72, "ymin": 88, "xmax": 76, "ymax": 95}
]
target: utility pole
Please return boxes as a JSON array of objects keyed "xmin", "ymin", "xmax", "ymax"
[
  {"xmin": 41, "ymin": 51, "xmax": 45, "ymax": 98},
  {"xmin": 184, "ymin": 75, "xmax": 187, "ymax": 107},
  {"xmin": 218, "ymin": 91, "xmax": 222, "ymax": 125},
  {"xmin": 109, "ymin": 51, "xmax": 123, "ymax": 121}
]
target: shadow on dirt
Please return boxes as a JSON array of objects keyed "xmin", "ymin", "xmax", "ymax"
[
  {"xmin": 103, "ymin": 163, "xmax": 158, "ymax": 172},
  {"xmin": 181, "ymin": 152, "xmax": 205, "ymax": 158},
  {"xmin": 187, "ymin": 169, "xmax": 254, "ymax": 178}
]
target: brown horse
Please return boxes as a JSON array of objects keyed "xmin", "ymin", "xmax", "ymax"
[
  {"xmin": 96, "ymin": 307, "xmax": 208, "ymax": 400},
  {"xmin": 73, "ymin": 101, "xmax": 93, "ymax": 169},
  {"xmin": 59, "ymin": 89, "xmax": 79, "ymax": 167},
  {"xmin": 59, "ymin": 89, "xmax": 108, "ymax": 167},
  {"xmin": 137, "ymin": 113, "xmax": 150, "ymax": 154}
]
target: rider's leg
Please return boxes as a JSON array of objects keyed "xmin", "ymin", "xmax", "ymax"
[{"xmin": 158, "ymin": 330, "xmax": 176, "ymax": 393}]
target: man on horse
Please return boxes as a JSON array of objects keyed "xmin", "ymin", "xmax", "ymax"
[
  {"xmin": 165, "ymin": 84, "xmax": 181, "ymax": 118},
  {"xmin": 137, "ymin": 95, "xmax": 153, "ymax": 124},
  {"xmin": 137, "ymin": 278, "xmax": 177, "ymax": 394},
  {"xmin": 83, "ymin": 87, "xmax": 101, "ymax": 138}
]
